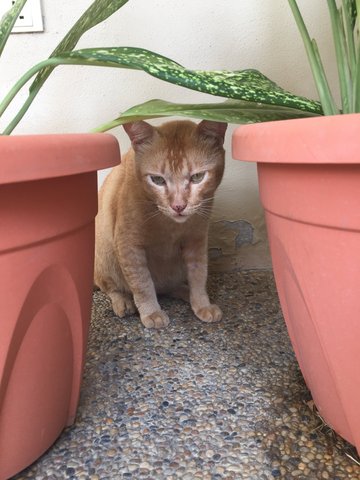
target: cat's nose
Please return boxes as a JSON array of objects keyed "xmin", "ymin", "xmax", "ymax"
[{"xmin": 171, "ymin": 203, "xmax": 187, "ymax": 214}]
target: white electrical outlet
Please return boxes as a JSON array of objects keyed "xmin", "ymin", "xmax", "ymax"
[{"xmin": 0, "ymin": 0, "xmax": 44, "ymax": 33}]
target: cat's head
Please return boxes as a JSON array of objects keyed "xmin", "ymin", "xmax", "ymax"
[{"xmin": 123, "ymin": 120, "xmax": 227, "ymax": 223}]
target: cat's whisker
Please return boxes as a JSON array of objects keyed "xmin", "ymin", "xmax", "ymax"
[
  {"xmin": 144, "ymin": 209, "xmax": 161, "ymax": 219},
  {"xmin": 202, "ymin": 203, "xmax": 221, "ymax": 213},
  {"xmin": 195, "ymin": 208, "xmax": 213, "ymax": 220},
  {"xmin": 157, "ymin": 205, "xmax": 169, "ymax": 215},
  {"xmin": 198, "ymin": 205, "xmax": 213, "ymax": 211},
  {"xmin": 142, "ymin": 209, "xmax": 162, "ymax": 225},
  {"xmin": 192, "ymin": 199, "xmax": 216, "ymax": 220}
]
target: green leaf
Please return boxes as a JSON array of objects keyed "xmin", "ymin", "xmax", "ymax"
[
  {"xmin": 347, "ymin": 0, "xmax": 358, "ymax": 28},
  {"xmin": 343, "ymin": 0, "xmax": 357, "ymax": 76},
  {"xmin": 59, "ymin": 46, "xmax": 323, "ymax": 115},
  {"xmin": 0, "ymin": 0, "xmax": 27, "ymax": 57},
  {"xmin": 92, "ymin": 98, "xmax": 320, "ymax": 133},
  {"xmin": 3, "ymin": 0, "xmax": 130, "ymax": 134},
  {"xmin": 3, "ymin": 42, "xmax": 324, "ymax": 134},
  {"xmin": 327, "ymin": 0, "xmax": 352, "ymax": 113},
  {"xmin": 355, "ymin": 29, "xmax": 360, "ymax": 110},
  {"xmin": 30, "ymin": 0, "xmax": 130, "ymax": 92},
  {"xmin": 288, "ymin": 0, "xmax": 339, "ymax": 115}
]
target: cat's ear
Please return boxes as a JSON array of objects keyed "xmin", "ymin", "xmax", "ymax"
[
  {"xmin": 197, "ymin": 120, "xmax": 227, "ymax": 145},
  {"xmin": 123, "ymin": 121, "xmax": 155, "ymax": 150}
]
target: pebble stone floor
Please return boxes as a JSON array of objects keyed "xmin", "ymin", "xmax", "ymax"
[{"xmin": 13, "ymin": 271, "xmax": 360, "ymax": 480}]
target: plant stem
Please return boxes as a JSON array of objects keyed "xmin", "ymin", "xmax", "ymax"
[
  {"xmin": 350, "ymin": 0, "xmax": 360, "ymax": 110},
  {"xmin": 2, "ymin": 93, "xmax": 40, "ymax": 135},
  {"xmin": 343, "ymin": 0, "xmax": 357, "ymax": 76},
  {"xmin": 311, "ymin": 39, "xmax": 341, "ymax": 112},
  {"xmin": 0, "ymin": 59, "xmax": 57, "ymax": 120},
  {"xmin": 288, "ymin": 0, "xmax": 339, "ymax": 115},
  {"xmin": 0, "ymin": 57, "xmax": 92, "ymax": 135},
  {"xmin": 327, "ymin": 0, "xmax": 352, "ymax": 113},
  {"xmin": 354, "ymin": 36, "xmax": 360, "ymax": 110}
]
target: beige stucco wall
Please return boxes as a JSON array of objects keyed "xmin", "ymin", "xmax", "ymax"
[{"xmin": 0, "ymin": 1, "xmax": 336, "ymax": 270}]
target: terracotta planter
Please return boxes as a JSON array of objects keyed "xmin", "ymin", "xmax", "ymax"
[
  {"xmin": 0, "ymin": 133, "xmax": 119, "ymax": 479},
  {"xmin": 232, "ymin": 114, "xmax": 360, "ymax": 454}
]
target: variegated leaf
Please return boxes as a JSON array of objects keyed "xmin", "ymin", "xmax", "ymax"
[
  {"xmin": 0, "ymin": 0, "xmax": 27, "ymax": 57},
  {"xmin": 93, "ymin": 98, "xmax": 320, "ymax": 132},
  {"xmin": 30, "ymin": 0, "xmax": 129, "ymax": 92},
  {"xmin": 60, "ymin": 47, "xmax": 323, "ymax": 114}
]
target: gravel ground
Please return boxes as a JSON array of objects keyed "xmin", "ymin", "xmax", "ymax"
[{"xmin": 13, "ymin": 271, "xmax": 360, "ymax": 479}]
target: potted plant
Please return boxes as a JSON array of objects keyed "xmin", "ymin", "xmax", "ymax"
[
  {"xmin": 0, "ymin": 2, "xmax": 130, "ymax": 477},
  {"xmin": 85, "ymin": 0, "xmax": 360, "ymax": 456},
  {"xmin": 0, "ymin": 1, "xmax": 193, "ymax": 478},
  {"xmin": 231, "ymin": 1, "xmax": 360, "ymax": 457}
]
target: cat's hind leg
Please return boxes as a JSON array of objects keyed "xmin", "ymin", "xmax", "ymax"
[
  {"xmin": 109, "ymin": 291, "xmax": 136, "ymax": 318},
  {"xmin": 94, "ymin": 240, "xmax": 136, "ymax": 318}
]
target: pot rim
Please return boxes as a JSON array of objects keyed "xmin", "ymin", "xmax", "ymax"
[
  {"xmin": 232, "ymin": 112, "xmax": 360, "ymax": 165},
  {"xmin": 0, "ymin": 133, "xmax": 120, "ymax": 185}
]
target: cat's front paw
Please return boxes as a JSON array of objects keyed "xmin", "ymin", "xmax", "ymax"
[
  {"xmin": 141, "ymin": 310, "xmax": 170, "ymax": 329},
  {"xmin": 195, "ymin": 304, "xmax": 222, "ymax": 323}
]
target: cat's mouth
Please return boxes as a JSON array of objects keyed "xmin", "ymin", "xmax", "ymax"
[
  {"xmin": 166, "ymin": 209, "xmax": 190, "ymax": 222},
  {"xmin": 157, "ymin": 205, "xmax": 192, "ymax": 223},
  {"xmin": 172, "ymin": 212, "xmax": 188, "ymax": 223}
]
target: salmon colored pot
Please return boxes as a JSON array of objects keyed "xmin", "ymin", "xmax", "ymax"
[
  {"xmin": 0, "ymin": 133, "xmax": 120, "ymax": 480},
  {"xmin": 232, "ymin": 113, "xmax": 360, "ymax": 454}
]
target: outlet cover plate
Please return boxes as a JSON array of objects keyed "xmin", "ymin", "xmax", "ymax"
[{"xmin": 0, "ymin": 0, "xmax": 44, "ymax": 33}]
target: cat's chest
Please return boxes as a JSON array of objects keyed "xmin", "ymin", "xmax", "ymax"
[
  {"xmin": 144, "ymin": 228, "xmax": 184, "ymax": 259},
  {"xmin": 142, "ymin": 217, "xmax": 195, "ymax": 257},
  {"xmin": 140, "ymin": 214, "xmax": 205, "ymax": 260},
  {"xmin": 143, "ymin": 226, "xmax": 188, "ymax": 290}
]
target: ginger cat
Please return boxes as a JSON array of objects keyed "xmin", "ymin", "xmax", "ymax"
[{"xmin": 94, "ymin": 119, "xmax": 227, "ymax": 329}]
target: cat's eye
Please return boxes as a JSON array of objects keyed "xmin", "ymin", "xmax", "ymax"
[
  {"xmin": 150, "ymin": 175, "xmax": 166, "ymax": 186},
  {"xmin": 190, "ymin": 172, "xmax": 206, "ymax": 184}
]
